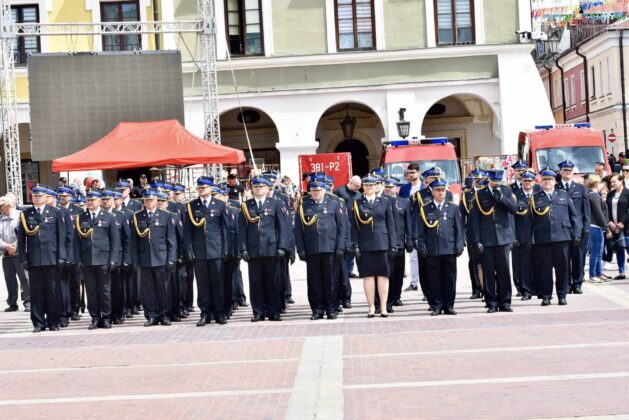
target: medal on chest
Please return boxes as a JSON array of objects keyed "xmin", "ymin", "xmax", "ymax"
[
  {"xmin": 155, "ymin": 219, "xmax": 159, "ymax": 226},
  {"xmin": 323, "ymin": 207, "xmax": 327, "ymax": 214}
]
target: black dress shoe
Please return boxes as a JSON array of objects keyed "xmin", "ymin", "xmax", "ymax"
[
  {"xmin": 238, "ymin": 300, "xmax": 249, "ymax": 307},
  {"xmin": 327, "ymin": 312, "xmax": 337, "ymax": 320},
  {"xmin": 32, "ymin": 326, "xmax": 43, "ymax": 333},
  {"xmin": 59, "ymin": 318, "xmax": 69, "ymax": 328},
  {"xmin": 499, "ymin": 306, "xmax": 513, "ymax": 312},
  {"xmin": 132, "ymin": 307, "xmax": 140, "ymax": 315},
  {"xmin": 349, "ymin": 272, "xmax": 360, "ymax": 279},
  {"xmin": 144, "ymin": 317, "xmax": 158, "ymax": 327},
  {"xmin": 88, "ymin": 319, "xmax": 99, "ymax": 330},
  {"xmin": 430, "ymin": 309, "xmax": 441, "ymax": 316},
  {"xmin": 196, "ymin": 315, "xmax": 208, "ymax": 326},
  {"xmin": 160, "ymin": 317, "xmax": 171, "ymax": 326},
  {"xmin": 367, "ymin": 313, "xmax": 375, "ymax": 318},
  {"xmin": 487, "ymin": 307, "xmax": 496, "ymax": 313},
  {"xmin": 393, "ymin": 299, "xmax": 403, "ymax": 306},
  {"xmin": 572, "ymin": 287, "xmax": 583, "ymax": 294},
  {"xmin": 24, "ymin": 305, "xmax": 30, "ymax": 312},
  {"xmin": 178, "ymin": 310, "xmax": 188, "ymax": 319},
  {"xmin": 443, "ymin": 308, "xmax": 457, "ymax": 315},
  {"xmin": 615, "ymin": 274, "xmax": 626, "ymax": 280},
  {"xmin": 380, "ymin": 313, "xmax": 389, "ymax": 318},
  {"xmin": 49, "ymin": 325, "xmax": 60, "ymax": 331},
  {"xmin": 125, "ymin": 312, "xmax": 133, "ymax": 319},
  {"xmin": 337, "ymin": 306, "xmax": 344, "ymax": 313},
  {"xmin": 404, "ymin": 284, "xmax": 418, "ymax": 292},
  {"xmin": 215, "ymin": 317, "xmax": 227, "ymax": 325},
  {"xmin": 521, "ymin": 294, "xmax": 531, "ymax": 301},
  {"xmin": 516, "ymin": 292, "xmax": 522, "ymax": 297},
  {"xmin": 386, "ymin": 307, "xmax": 395, "ymax": 313},
  {"xmin": 112, "ymin": 319, "xmax": 122, "ymax": 325},
  {"xmin": 171, "ymin": 315, "xmax": 182, "ymax": 322},
  {"xmin": 232, "ymin": 302, "xmax": 239, "ymax": 311},
  {"xmin": 187, "ymin": 306, "xmax": 196, "ymax": 312},
  {"xmin": 71, "ymin": 312, "xmax": 81, "ymax": 321},
  {"xmin": 251, "ymin": 314, "xmax": 264, "ymax": 322},
  {"xmin": 268, "ymin": 314, "xmax": 282, "ymax": 321},
  {"xmin": 310, "ymin": 314, "xmax": 323, "ymax": 320},
  {"xmin": 541, "ymin": 299, "xmax": 551, "ymax": 306},
  {"xmin": 375, "ymin": 307, "xmax": 381, "ymax": 314},
  {"xmin": 342, "ymin": 301, "xmax": 352, "ymax": 309},
  {"xmin": 558, "ymin": 298, "xmax": 568, "ymax": 305},
  {"xmin": 102, "ymin": 319, "xmax": 112, "ymax": 329},
  {"xmin": 4, "ymin": 306, "xmax": 18, "ymax": 312}
]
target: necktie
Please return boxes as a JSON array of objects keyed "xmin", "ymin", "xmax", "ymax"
[
  {"xmin": 438, "ymin": 204, "xmax": 442, "ymax": 213},
  {"xmin": 122, "ymin": 202, "xmax": 126, "ymax": 209},
  {"xmin": 147, "ymin": 212, "xmax": 153, "ymax": 221},
  {"xmin": 91, "ymin": 212, "xmax": 96, "ymax": 222},
  {"xmin": 203, "ymin": 200, "xmax": 208, "ymax": 208},
  {"xmin": 565, "ymin": 183, "xmax": 569, "ymax": 190},
  {"xmin": 257, "ymin": 200, "xmax": 262, "ymax": 208},
  {"xmin": 37, "ymin": 208, "xmax": 42, "ymax": 216}
]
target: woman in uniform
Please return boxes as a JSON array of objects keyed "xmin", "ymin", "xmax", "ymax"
[{"xmin": 351, "ymin": 176, "xmax": 396, "ymax": 317}]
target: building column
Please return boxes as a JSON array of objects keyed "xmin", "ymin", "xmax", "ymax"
[
  {"xmin": 276, "ymin": 142, "xmax": 319, "ymax": 185},
  {"xmin": 497, "ymin": 51, "xmax": 554, "ymax": 154}
]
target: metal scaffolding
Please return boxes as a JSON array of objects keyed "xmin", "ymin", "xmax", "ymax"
[{"xmin": 0, "ymin": 0, "xmax": 220, "ymax": 204}]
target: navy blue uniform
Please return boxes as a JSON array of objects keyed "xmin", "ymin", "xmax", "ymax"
[
  {"xmin": 122, "ymin": 198, "xmax": 142, "ymax": 212},
  {"xmin": 109, "ymin": 209, "xmax": 131, "ymax": 323},
  {"xmin": 75, "ymin": 210, "xmax": 121, "ymax": 322},
  {"xmin": 130, "ymin": 208, "xmax": 177, "ymax": 322},
  {"xmin": 239, "ymin": 197, "xmax": 289, "ymax": 319},
  {"xmin": 512, "ymin": 188, "xmax": 535, "ymax": 298},
  {"xmin": 468, "ymin": 185, "xmax": 517, "ymax": 310},
  {"xmin": 271, "ymin": 190, "xmax": 293, "ymax": 304},
  {"xmin": 387, "ymin": 196, "xmax": 412, "ymax": 309},
  {"xmin": 18, "ymin": 205, "xmax": 68, "ymax": 330},
  {"xmin": 460, "ymin": 189, "xmax": 482, "ymax": 298},
  {"xmin": 530, "ymin": 189, "xmax": 582, "ymax": 301},
  {"xmin": 557, "ymin": 181, "xmax": 591, "ymax": 292},
  {"xmin": 417, "ymin": 200, "xmax": 464, "ymax": 312},
  {"xmin": 295, "ymin": 195, "xmax": 345, "ymax": 317},
  {"xmin": 184, "ymin": 197, "xmax": 229, "ymax": 322},
  {"xmin": 56, "ymin": 205, "xmax": 75, "ymax": 325},
  {"xmin": 223, "ymin": 203, "xmax": 242, "ymax": 314}
]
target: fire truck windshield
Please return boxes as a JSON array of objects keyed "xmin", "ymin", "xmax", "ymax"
[
  {"xmin": 535, "ymin": 146, "xmax": 605, "ymax": 174},
  {"xmin": 385, "ymin": 161, "xmax": 461, "ymax": 184}
]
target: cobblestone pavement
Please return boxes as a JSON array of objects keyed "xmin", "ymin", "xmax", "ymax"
[{"xmin": 1, "ymin": 255, "xmax": 629, "ymax": 419}]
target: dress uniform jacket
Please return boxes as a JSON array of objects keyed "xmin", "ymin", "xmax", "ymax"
[
  {"xmin": 184, "ymin": 197, "xmax": 228, "ymax": 260},
  {"xmin": 18, "ymin": 205, "xmax": 67, "ymax": 266},
  {"xmin": 75, "ymin": 211, "xmax": 121, "ymax": 266},
  {"xmin": 122, "ymin": 198, "xmax": 142, "ymax": 212},
  {"xmin": 530, "ymin": 189, "xmax": 582, "ymax": 243},
  {"xmin": 514, "ymin": 189, "xmax": 534, "ymax": 245},
  {"xmin": 57, "ymin": 206, "xmax": 76, "ymax": 264},
  {"xmin": 411, "ymin": 187, "xmax": 454, "ymax": 233},
  {"xmin": 391, "ymin": 196, "xmax": 413, "ymax": 250},
  {"xmin": 351, "ymin": 196, "xmax": 396, "ymax": 252},
  {"xmin": 295, "ymin": 195, "xmax": 345, "ymax": 255},
  {"xmin": 468, "ymin": 185, "xmax": 517, "ymax": 246},
  {"xmin": 416, "ymin": 201, "xmax": 464, "ymax": 256},
  {"xmin": 238, "ymin": 197, "xmax": 289, "ymax": 258},
  {"xmin": 557, "ymin": 181, "xmax": 591, "ymax": 232},
  {"xmin": 112, "ymin": 210, "xmax": 131, "ymax": 265},
  {"xmin": 130, "ymin": 209, "xmax": 177, "ymax": 267},
  {"xmin": 225, "ymin": 204, "xmax": 240, "ymax": 258}
]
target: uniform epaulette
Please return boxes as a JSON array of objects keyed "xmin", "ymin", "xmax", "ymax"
[{"xmin": 463, "ymin": 188, "xmax": 471, "ymax": 193}]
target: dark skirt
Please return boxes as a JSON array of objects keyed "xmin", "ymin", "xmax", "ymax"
[{"xmin": 357, "ymin": 251, "xmax": 390, "ymax": 278}]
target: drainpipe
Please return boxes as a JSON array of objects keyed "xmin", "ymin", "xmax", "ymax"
[
  {"xmin": 556, "ymin": 56, "xmax": 567, "ymax": 123},
  {"xmin": 544, "ymin": 63, "xmax": 554, "ymax": 118},
  {"xmin": 153, "ymin": 0, "xmax": 161, "ymax": 50},
  {"xmin": 620, "ymin": 29, "xmax": 628, "ymax": 152},
  {"xmin": 575, "ymin": 46, "xmax": 590, "ymax": 122}
]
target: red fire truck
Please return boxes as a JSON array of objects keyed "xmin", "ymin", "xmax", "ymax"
[
  {"xmin": 381, "ymin": 137, "xmax": 462, "ymax": 199},
  {"xmin": 518, "ymin": 123, "xmax": 611, "ymax": 175}
]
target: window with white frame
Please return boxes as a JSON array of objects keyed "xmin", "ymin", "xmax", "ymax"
[
  {"xmin": 434, "ymin": 0, "xmax": 474, "ymax": 46},
  {"xmin": 590, "ymin": 65, "xmax": 596, "ymax": 98},
  {"xmin": 225, "ymin": 0, "xmax": 264, "ymax": 56},
  {"xmin": 606, "ymin": 56, "xmax": 612, "ymax": 95},
  {"xmin": 335, "ymin": 0, "xmax": 375, "ymax": 50},
  {"xmin": 580, "ymin": 70, "xmax": 585, "ymax": 102},
  {"xmin": 570, "ymin": 76, "xmax": 576, "ymax": 106},
  {"xmin": 599, "ymin": 61, "xmax": 604, "ymax": 97}
]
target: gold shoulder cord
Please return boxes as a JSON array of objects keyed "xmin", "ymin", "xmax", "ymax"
[
  {"xmin": 353, "ymin": 200, "xmax": 373, "ymax": 229},
  {"xmin": 299, "ymin": 198, "xmax": 317, "ymax": 227},
  {"xmin": 241, "ymin": 202, "xmax": 260, "ymax": 224},
  {"xmin": 20, "ymin": 212, "xmax": 40, "ymax": 236},
  {"xmin": 187, "ymin": 202, "xmax": 206, "ymax": 228},
  {"xmin": 420, "ymin": 205, "xmax": 438, "ymax": 229},
  {"xmin": 75, "ymin": 214, "xmax": 93, "ymax": 239},
  {"xmin": 416, "ymin": 191, "xmax": 425, "ymax": 207},
  {"xmin": 132, "ymin": 213, "xmax": 151, "ymax": 238},
  {"xmin": 530, "ymin": 195, "xmax": 551, "ymax": 217},
  {"xmin": 474, "ymin": 188, "xmax": 495, "ymax": 216},
  {"xmin": 462, "ymin": 192, "xmax": 471, "ymax": 214}
]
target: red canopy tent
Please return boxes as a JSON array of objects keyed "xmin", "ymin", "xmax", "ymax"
[{"xmin": 52, "ymin": 119, "xmax": 245, "ymax": 172}]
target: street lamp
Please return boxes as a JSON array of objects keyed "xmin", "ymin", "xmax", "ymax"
[
  {"xmin": 339, "ymin": 104, "xmax": 357, "ymax": 140},
  {"xmin": 396, "ymin": 108, "xmax": 410, "ymax": 139}
]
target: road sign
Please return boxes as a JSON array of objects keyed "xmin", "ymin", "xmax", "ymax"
[
  {"xmin": 298, "ymin": 152, "xmax": 352, "ymax": 192},
  {"xmin": 608, "ymin": 133, "xmax": 617, "ymax": 143}
]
